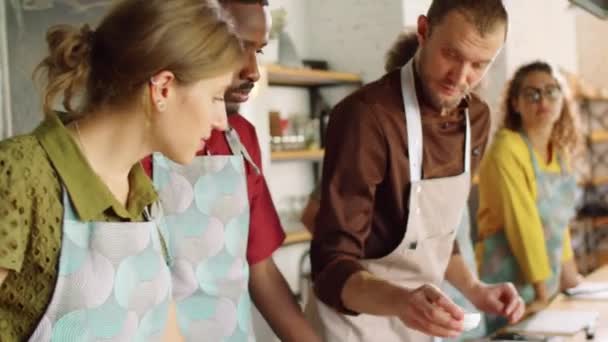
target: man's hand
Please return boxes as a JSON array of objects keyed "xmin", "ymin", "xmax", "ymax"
[
  {"xmin": 396, "ymin": 284, "xmax": 465, "ymax": 338},
  {"xmin": 250, "ymin": 258, "xmax": 320, "ymax": 342},
  {"xmin": 466, "ymin": 282, "xmax": 525, "ymax": 324}
]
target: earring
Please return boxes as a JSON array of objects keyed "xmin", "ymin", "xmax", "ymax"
[{"xmin": 157, "ymin": 100, "xmax": 166, "ymax": 112}]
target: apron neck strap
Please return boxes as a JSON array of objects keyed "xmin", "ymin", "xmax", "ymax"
[
  {"xmin": 519, "ymin": 131, "xmax": 544, "ymax": 174},
  {"xmin": 400, "ymin": 60, "xmax": 471, "ymax": 182},
  {"xmin": 464, "ymin": 109, "xmax": 471, "ymax": 174},
  {"xmin": 225, "ymin": 126, "xmax": 261, "ymax": 175},
  {"xmin": 520, "ymin": 131, "xmax": 570, "ymax": 176},
  {"xmin": 401, "ymin": 60, "xmax": 424, "ymax": 182}
]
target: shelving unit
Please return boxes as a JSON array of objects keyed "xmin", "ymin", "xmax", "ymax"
[
  {"xmin": 266, "ymin": 63, "xmax": 362, "ymax": 152},
  {"xmin": 266, "ymin": 64, "xmax": 361, "ymax": 241},
  {"xmin": 265, "ymin": 65, "xmax": 362, "ymax": 304},
  {"xmin": 573, "ymin": 95, "xmax": 608, "ymax": 274}
]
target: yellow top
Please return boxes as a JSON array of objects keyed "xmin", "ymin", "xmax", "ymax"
[{"xmin": 476, "ymin": 129, "xmax": 573, "ymax": 284}]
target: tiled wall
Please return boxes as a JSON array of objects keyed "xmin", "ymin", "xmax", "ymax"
[{"xmin": 4, "ymin": 1, "xmax": 106, "ymax": 135}]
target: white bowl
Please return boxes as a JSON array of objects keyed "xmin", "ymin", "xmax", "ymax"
[{"xmin": 462, "ymin": 312, "xmax": 481, "ymax": 331}]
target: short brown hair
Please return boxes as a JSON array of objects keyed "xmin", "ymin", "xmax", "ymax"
[
  {"xmin": 35, "ymin": 0, "xmax": 244, "ymax": 117},
  {"xmin": 502, "ymin": 61, "xmax": 581, "ymax": 155},
  {"xmin": 427, "ymin": 0, "xmax": 508, "ymax": 37}
]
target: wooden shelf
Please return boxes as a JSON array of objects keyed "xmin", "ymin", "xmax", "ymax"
[
  {"xmin": 283, "ymin": 229, "xmax": 312, "ymax": 246},
  {"xmin": 581, "ymin": 176, "xmax": 608, "ymax": 187},
  {"xmin": 271, "ymin": 149, "xmax": 324, "ymax": 162},
  {"xmin": 575, "ymin": 215, "xmax": 608, "ymax": 229},
  {"xmin": 594, "ymin": 216, "xmax": 608, "ymax": 227},
  {"xmin": 577, "ymin": 94, "xmax": 608, "ymax": 101},
  {"xmin": 471, "ymin": 173, "xmax": 606, "ymax": 187},
  {"xmin": 590, "ymin": 130, "xmax": 608, "ymax": 143},
  {"xmin": 267, "ymin": 64, "xmax": 362, "ymax": 87}
]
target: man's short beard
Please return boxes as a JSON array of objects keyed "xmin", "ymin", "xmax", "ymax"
[{"xmin": 417, "ymin": 57, "xmax": 466, "ymax": 111}]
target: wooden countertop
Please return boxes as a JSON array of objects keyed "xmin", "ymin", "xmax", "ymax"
[
  {"xmin": 500, "ymin": 265, "xmax": 608, "ymax": 341},
  {"xmin": 544, "ymin": 265, "xmax": 608, "ymax": 341}
]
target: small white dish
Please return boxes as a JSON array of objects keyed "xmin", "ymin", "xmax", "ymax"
[{"xmin": 462, "ymin": 312, "xmax": 481, "ymax": 331}]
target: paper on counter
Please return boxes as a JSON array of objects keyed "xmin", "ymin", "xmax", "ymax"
[
  {"xmin": 567, "ymin": 290, "xmax": 608, "ymax": 300},
  {"xmin": 564, "ymin": 281, "xmax": 608, "ymax": 298},
  {"xmin": 505, "ymin": 310, "xmax": 598, "ymax": 335}
]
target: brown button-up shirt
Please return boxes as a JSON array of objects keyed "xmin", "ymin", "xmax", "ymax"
[{"xmin": 311, "ymin": 69, "xmax": 491, "ymax": 314}]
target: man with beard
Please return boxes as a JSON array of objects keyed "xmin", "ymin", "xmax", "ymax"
[
  {"xmin": 143, "ymin": 1, "xmax": 319, "ymax": 340},
  {"xmin": 309, "ymin": 1, "xmax": 526, "ymax": 341}
]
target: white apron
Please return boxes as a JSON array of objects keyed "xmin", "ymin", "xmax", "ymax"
[{"xmin": 312, "ymin": 59, "xmax": 472, "ymax": 342}]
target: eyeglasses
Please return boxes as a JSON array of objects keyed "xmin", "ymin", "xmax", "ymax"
[{"xmin": 520, "ymin": 85, "xmax": 562, "ymax": 103}]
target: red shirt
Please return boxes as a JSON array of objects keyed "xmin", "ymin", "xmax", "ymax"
[{"xmin": 142, "ymin": 114, "xmax": 285, "ymax": 265}]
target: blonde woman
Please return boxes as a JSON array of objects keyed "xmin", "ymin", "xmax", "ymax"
[
  {"xmin": 476, "ymin": 61, "xmax": 583, "ymax": 332},
  {"xmin": 0, "ymin": 0, "xmax": 243, "ymax": 340}
]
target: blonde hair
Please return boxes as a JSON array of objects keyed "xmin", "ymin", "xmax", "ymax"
[
  {"xmin": 34, "ymin": 0, "xmax": 243, "ymax": 117},
  {"xmin": 501, "ymin": 61, "xmax": 581, "ymax": 155}
]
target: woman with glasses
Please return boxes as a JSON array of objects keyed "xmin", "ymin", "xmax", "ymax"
[{"xmin": 475, "ymin": 61, "xmax": 583, "ymax": 332}]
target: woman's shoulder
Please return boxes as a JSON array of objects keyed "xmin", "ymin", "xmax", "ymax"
[
  {"xmin": 0, "ymin": 134, "xmax": 49, "ymax": 167},
  {"xmin": 491, "ymin": 129, "xmax": 528, "ymax": 156},
  {"xmin": 0, "ymin": 133, "xmax": 58, "ymax": 191}
]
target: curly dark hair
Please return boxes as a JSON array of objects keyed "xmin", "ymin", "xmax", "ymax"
[{"xmin": 384, "ymin": 31, "xmax": 418, "ymax": 72}]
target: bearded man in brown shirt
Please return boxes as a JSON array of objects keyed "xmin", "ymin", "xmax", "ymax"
[{"xmin": 308, "ymin": 1, "xmax": 526, "ymax": 341}]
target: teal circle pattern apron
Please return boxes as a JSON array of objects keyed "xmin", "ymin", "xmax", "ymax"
[
  {"xmin": 153, "ymin": 128, "xmax": 257, "ymax": 342},
  {"xmin": 443, "ymin": 209, "xmax": 486, "ymax": 340},
  {"xmin": 28, "ymin": 188, "xmax": 172, "ymax": 342},
  {"xmin": 479, "ymin": 133, "xmax": 577, "ymax": 332}
]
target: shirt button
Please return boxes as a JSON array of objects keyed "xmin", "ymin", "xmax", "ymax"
[
  {"xmin": 417, "ymin": 186, "xmax": 422, "ymax": 194},
  {"xmin": 416, "ymin": 207, "xmax": 421, "ymax": 215}
]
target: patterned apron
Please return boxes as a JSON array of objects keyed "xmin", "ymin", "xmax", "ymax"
[
  {"xmin": 443, "ymin": 209, "xmax": 486, "ymax": 340},
  {"xmin": 29, "ymin": 188, "xmax": 172, "ymax": 342},
  {"xmin": 309, "ymin": 59, "xmax": 472, "ymax": 342},
  {"xmin": 479, "ymin": 132, "xmax": 577, "ymax": 332},
  {"xmin": 153, "ymin": 128, "xmax": 257, "ymax": 342}
]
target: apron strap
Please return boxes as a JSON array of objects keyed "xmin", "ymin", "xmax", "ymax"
[
  {"xmin": 464, "ymin": 108, "xmax": 471, "ymax": 174},
  {"xmin": 225, "ymin": 126, "xmax": 261, "ymax": 175},
  {"xmin": 556, "ymin": 151, "xmax": 571, "ymax": 177},
  {"xmin": 519, "ymin": 132, "xmax": 544, "ymax": 175},
  {"xmin": 143, "ymin": 202, "xmax": 171, "ymax": 266},
  {"xmin": 401, "ymin": 60, "xmax": 424, "ymax": 182},
  {"xmin": 60, "ymin": 185, "xmax": 77, "ymax": 220}
]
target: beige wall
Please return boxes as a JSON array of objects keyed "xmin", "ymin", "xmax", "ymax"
[
  {"xmin": 576, "ymin": 11, "xmax": 608, "ymax": 88},
  {"xmin": 505, "ymin": 0, "xmax": 579, "ymax": 75}
]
